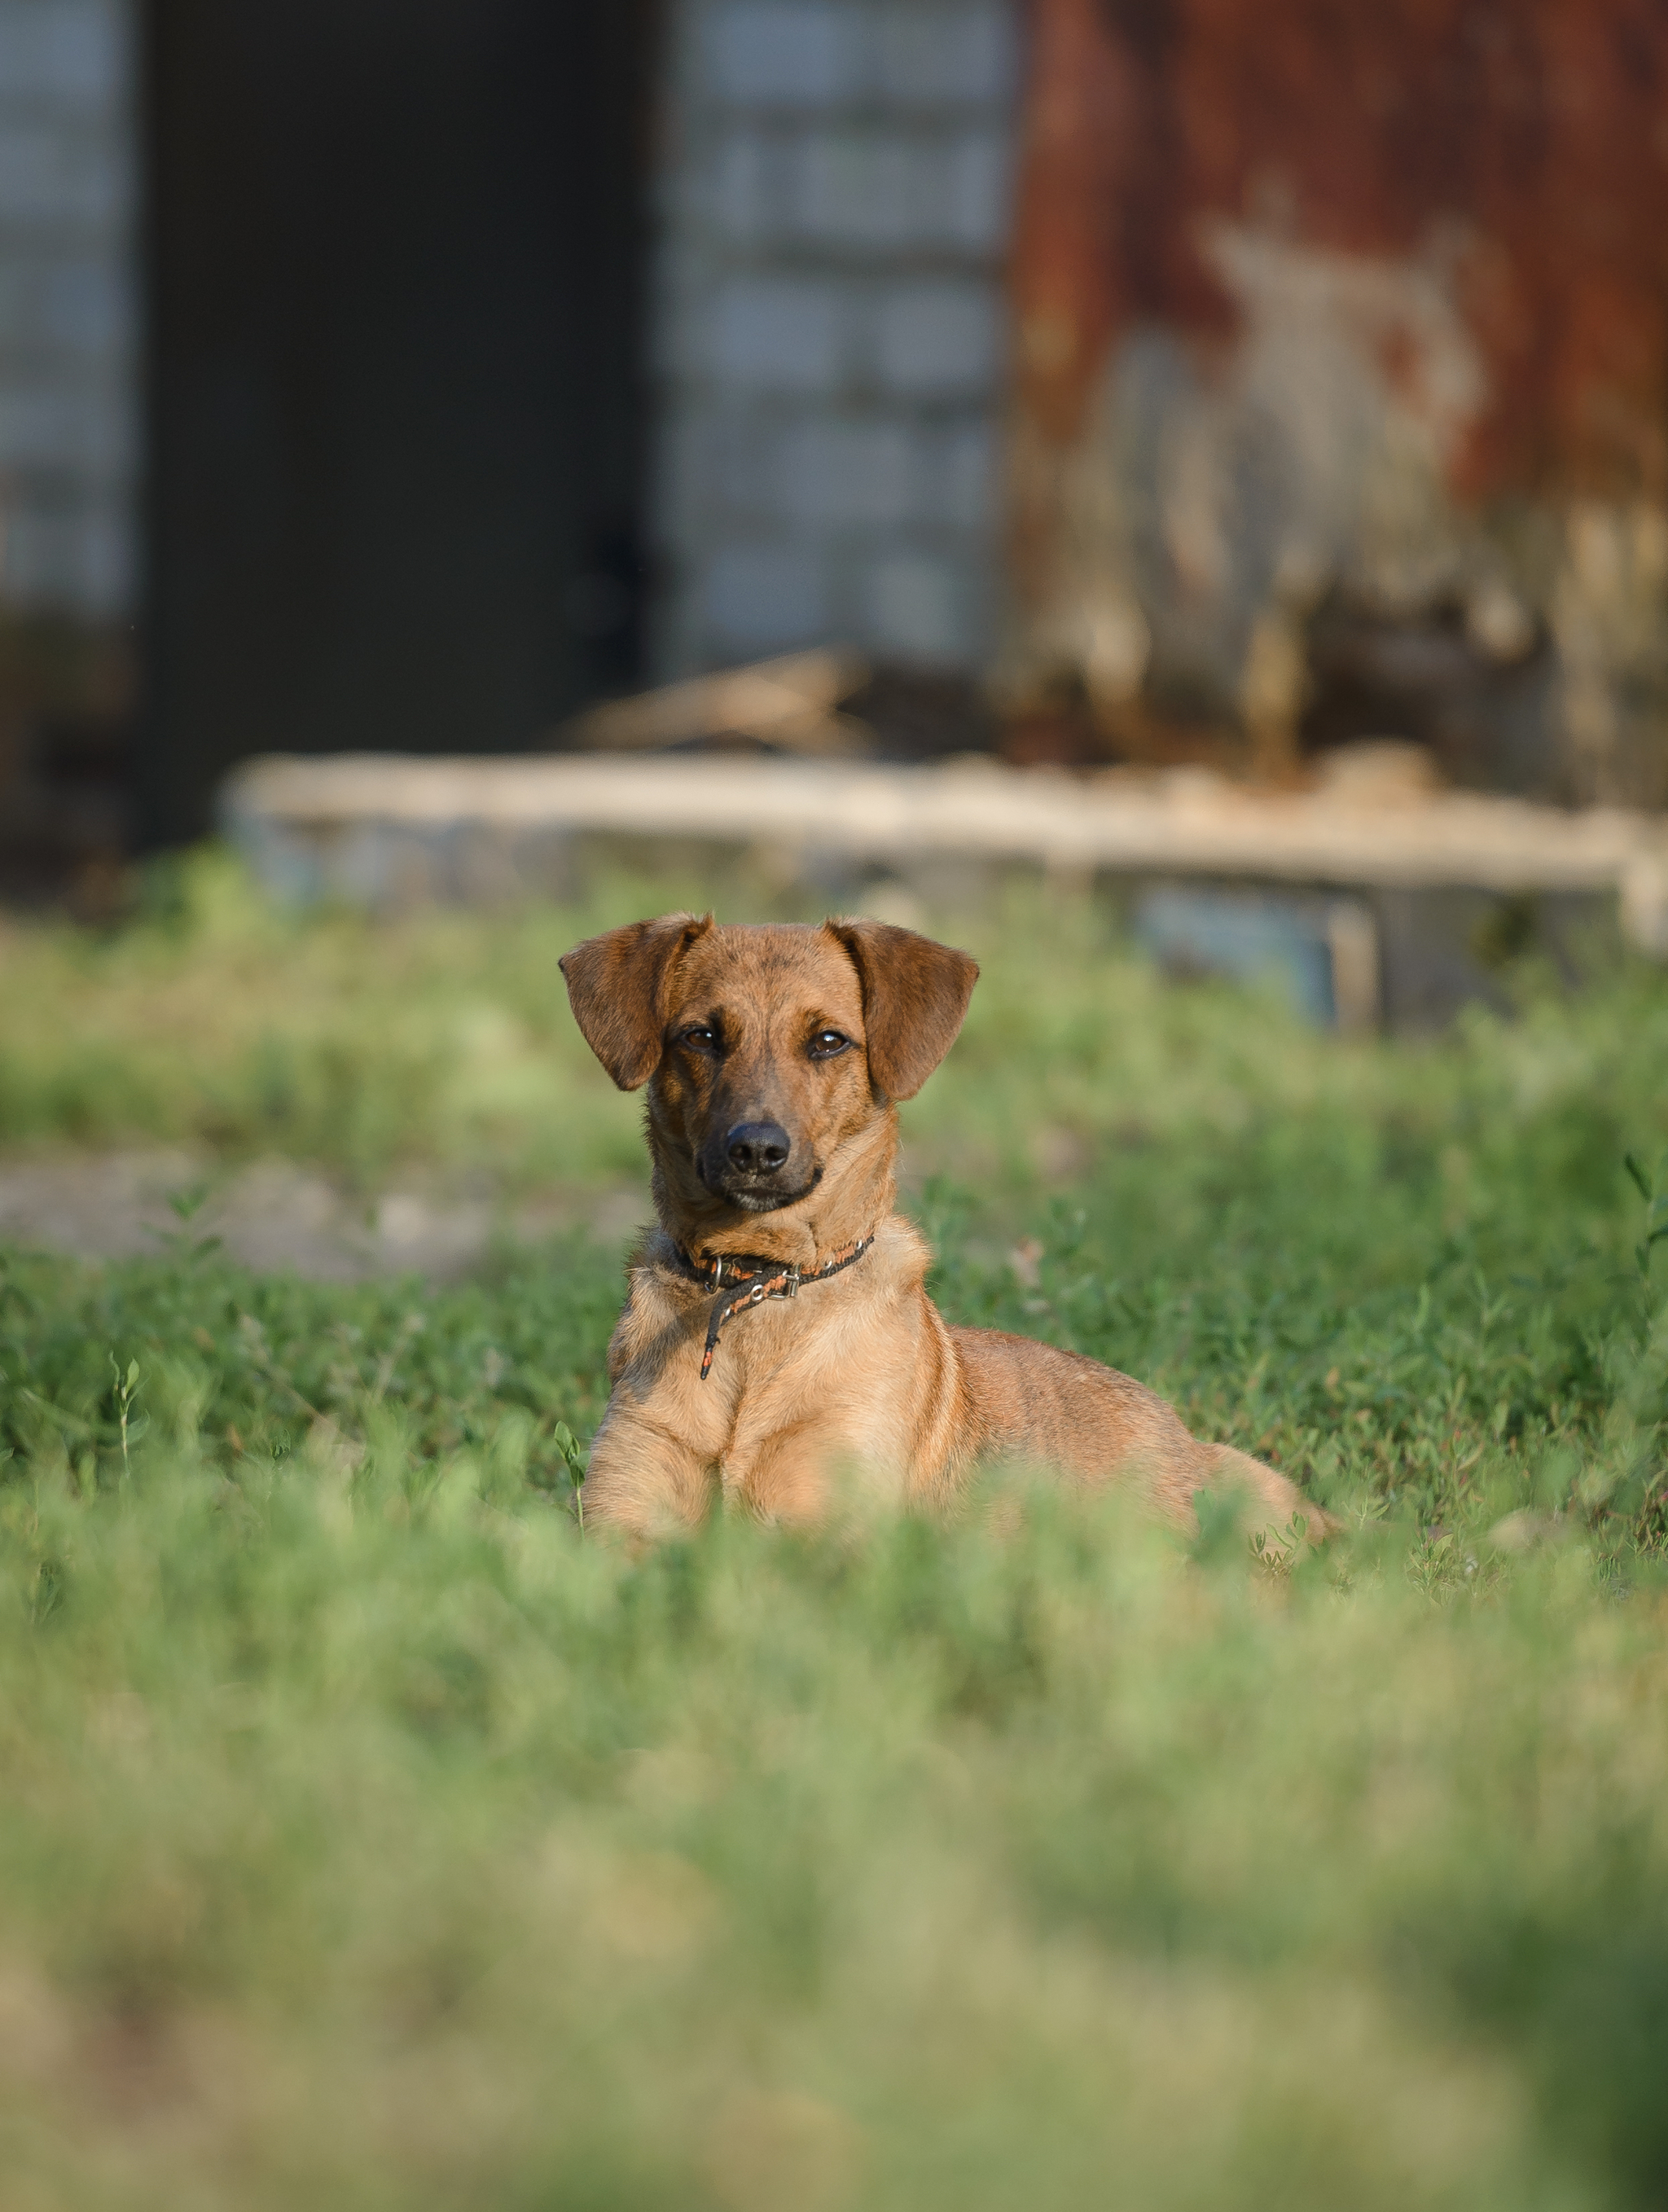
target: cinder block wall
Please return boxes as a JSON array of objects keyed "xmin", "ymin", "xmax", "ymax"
[
  {"xmin": 0, "ymin": 0, "xmax": 138, "ymax": 621},
  {"xmin": 649, "ymin": 0, "xmax": 1019, "ymax": 679}
]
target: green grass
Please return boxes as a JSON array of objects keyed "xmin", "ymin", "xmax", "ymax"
[{"xmin": 2, "ymin": 854, "xmax": 1667, "ymax": 2208}]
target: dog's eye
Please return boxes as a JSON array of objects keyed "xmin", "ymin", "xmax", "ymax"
[
  {"xmin": 678, "ymin": 1025, "xmax": 718, "ymax": 1050},
  {"xmin": 807, "ymin": 1029, "xmax": 851, "ymax": 1060}
]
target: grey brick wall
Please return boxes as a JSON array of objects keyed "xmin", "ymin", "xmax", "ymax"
[
  {"xmin": 0, "ymin": 0, "xmax": 138, "ymax": 620},
  {"xmin": 649, "ymin": 0, "xmax": 1019, "ymax": 678}
]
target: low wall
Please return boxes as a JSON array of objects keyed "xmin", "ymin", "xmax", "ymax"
[{"xmin": 222, "ymin": 750, "xmax": 1668, "ymax": 1032}]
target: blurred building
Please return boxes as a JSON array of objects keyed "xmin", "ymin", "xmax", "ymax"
[
  {"xmin": 0, "ymin": 0, "xmax": 1666, "ymax": 877},
  {"xmin": 0, "ymin": 0, "xmax": 138, "ymax": 893}
]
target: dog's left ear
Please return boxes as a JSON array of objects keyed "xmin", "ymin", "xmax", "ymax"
[
  {"xmin": 560, "ymin": 911, "xmax": 713, "ymax": 1090},
  {"xmin": 827, "ymin": 919, "xmax": 979, "ymax": 1101}
]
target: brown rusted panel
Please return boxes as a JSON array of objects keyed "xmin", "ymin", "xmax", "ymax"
[
  {"xmin": 1006, "ymin": 0, "xmax": 1668, "ymax": 799},
  {"xmin": 1016, "ymin": 0, "xmax": 1668, "ymax": 496}
]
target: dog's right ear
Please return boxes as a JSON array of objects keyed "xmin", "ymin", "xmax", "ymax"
[{"xmin": 559, "ymin": 912, "xmax": 713, "ymax": 1091}]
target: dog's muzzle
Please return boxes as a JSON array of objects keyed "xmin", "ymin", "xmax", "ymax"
[{"xmin": 700, "ymin": 1117, "xmax": 819, "ymax": 1210}]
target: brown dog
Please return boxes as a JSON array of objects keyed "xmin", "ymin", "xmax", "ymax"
[{"xmin": 560, "ymin": 913, "xmax": 1328, "ymax": 1543}]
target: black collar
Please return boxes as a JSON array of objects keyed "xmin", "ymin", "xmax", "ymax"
[{"xmin": 668, "ymin": 1233, "xmax": 877, "ymax": 1380}]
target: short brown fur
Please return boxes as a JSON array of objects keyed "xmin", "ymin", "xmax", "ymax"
[{"xmin": 560, "ymin": 915, "xmax": 1332, "ymax": 1544}]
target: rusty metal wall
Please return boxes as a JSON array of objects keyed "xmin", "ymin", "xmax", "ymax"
[{"xmin": 1003, "ymin": 0, "xmax": 1668, "ymax": 801}]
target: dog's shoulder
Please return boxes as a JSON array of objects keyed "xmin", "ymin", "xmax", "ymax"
[{"xmin": 605, "ymin": 1224, "xmax": 705, "ymax": 1382}]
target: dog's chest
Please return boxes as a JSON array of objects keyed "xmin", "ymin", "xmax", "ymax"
[{"xmin": 625, "ymin": 1265, "xmax": 908, "ymax": 1462}]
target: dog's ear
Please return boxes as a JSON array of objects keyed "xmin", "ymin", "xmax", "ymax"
[
  {"xmin": 827, "ymin": 919, "xmax": 979, "ymax": 1101},
  {"xmin": 560, "ymin": 912, "xmax": 713, "ymax": 1090}
]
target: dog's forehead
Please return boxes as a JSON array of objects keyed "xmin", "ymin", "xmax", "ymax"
[{"xmin": 673, "ymin": 924, "xmax": 861, "ymax": 1016}]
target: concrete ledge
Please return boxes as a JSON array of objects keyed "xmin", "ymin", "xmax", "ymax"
[{"xmin": 222, "ymin": 750, "xmax": 1668, "ymax": 941}]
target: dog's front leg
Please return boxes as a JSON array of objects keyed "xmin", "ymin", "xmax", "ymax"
[
  {"xmin": 582, "ymin": 1398, "xmax": 719, "ymax": 1542},
  {"xmin": 730, "ymin": 1420, "xmax": 833, "ymax": 1526}
]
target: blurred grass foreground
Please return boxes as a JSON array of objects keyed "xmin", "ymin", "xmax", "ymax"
[{"xmin": 2, "ymin": 850, "xmax": 1668, "ymax": 2209}]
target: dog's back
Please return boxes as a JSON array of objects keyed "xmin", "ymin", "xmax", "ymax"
[{"xmin": 953, "ymin": 1326, "xmax": 1328, "ymax": 1535}]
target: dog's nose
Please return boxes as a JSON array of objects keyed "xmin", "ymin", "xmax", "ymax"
[{"xmin": 726, "ymin": 1120, "xmax": 791, "ymax": 1175}]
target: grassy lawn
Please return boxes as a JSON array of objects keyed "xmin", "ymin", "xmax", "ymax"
[{"xmin": 2, "ymin": 853, "xmax": 1667, "ymax": 2208}]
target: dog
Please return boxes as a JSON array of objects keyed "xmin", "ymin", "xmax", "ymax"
[{"xmin": 560, "ymin": 912, "xmax": 1331, "ymax": 1545}]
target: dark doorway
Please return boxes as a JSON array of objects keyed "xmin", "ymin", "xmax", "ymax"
[{"xmin": 143, "ymin": 0, "xmax": 656, "ymax": 844}]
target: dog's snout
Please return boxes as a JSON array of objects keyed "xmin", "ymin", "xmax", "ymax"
[
  {"xmin": 726, "ymin": 1120, "xmax": 791, "ymax": 1175},
  {"xmin": 700, "ymin": 1108, "xmax": 811, "ymax": 1212}
]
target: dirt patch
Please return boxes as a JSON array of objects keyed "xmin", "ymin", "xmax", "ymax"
[{"xmin": 0, "ymin": 1151, "xmax": 649, "ymax": 1280}]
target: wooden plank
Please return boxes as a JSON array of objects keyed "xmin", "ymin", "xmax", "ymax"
[{"xmin": 222, "ymin": 751, "xmax": 1668, "ymax": 952}]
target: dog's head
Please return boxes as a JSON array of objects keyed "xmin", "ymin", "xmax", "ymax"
[{"xmin": 560, "ymin": 915, "xmax": 978, "ymax": 1217}]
